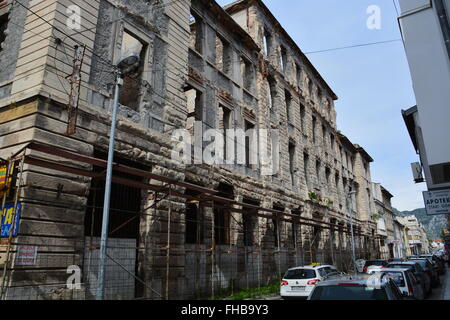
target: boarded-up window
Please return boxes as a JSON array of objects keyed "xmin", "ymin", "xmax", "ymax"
[{"xmin": 119, "ymin": 31, "xmax": 146, "ymax": 111}]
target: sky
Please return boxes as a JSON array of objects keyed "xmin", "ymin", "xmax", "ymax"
[{"xmin": 217, "ymin": 0, "xmax": 427, "ymax": 211}]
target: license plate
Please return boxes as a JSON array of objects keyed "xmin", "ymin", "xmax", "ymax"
[{"xmin": 291, "ymin": 286, "xmax": 306, "ymax": 291}]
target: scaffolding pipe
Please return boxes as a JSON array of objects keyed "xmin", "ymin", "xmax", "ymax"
[
  {"xmin": 211, "ymin": 200, "xmax": 215, "ymax": 299},
  {"xmin": 165, "ymin": 186, "xmax": 172, "ymax": 300},
  {"xmin": 0, "ymin": 157, "xmax": 25, "ymax": 300}
]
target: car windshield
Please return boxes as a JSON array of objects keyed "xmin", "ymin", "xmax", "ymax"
[
  {"xmin": 364, "ymin": 261, "xmax": 385, "ymax": 267},
  {"xmin": 310, "ymin": 285, "xmax": 389, "ymax": 300},
  {"xmin": 283, "ymin": 269, "xmax": 316, "ymax": 280},
  {"xmin": 382, "ymin": 272, "xmax": 406, "ymax": 287},
  {"xmin": 411, "ymin": 260, "xmax": 428, "ymax": 269},
  {"xmin": 388, "ymin": 264, "xmax": 415, "ymax": 272}
]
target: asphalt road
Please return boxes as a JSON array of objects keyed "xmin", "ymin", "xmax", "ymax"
[{"xmin": 428, "ymin": 267, "xmax": 450, "ymax": 300}]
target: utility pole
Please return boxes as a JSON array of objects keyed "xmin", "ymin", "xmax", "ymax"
[
  {"xmin": 96, "ymin": 54, "xmax": 140, "ymax": 300},
  {"xmin": 66, "ymin": 44, "xmax": 86, "ymax": 136}
]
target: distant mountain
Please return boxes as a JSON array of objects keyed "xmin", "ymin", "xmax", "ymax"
[{"xmin": 394, "ymin": 208, "xmax": 447, "ymax": 240}]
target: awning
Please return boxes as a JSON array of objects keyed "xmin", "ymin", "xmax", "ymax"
[{"xmin": 401, "ymin": 106, "xmax": 419, "ymax": 153}]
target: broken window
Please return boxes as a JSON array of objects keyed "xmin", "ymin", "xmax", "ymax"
[
  {"xmin": 216, "ymin": 34, "xmax": 231, "ymax": 75},
  {"xmin": 273, "ymin": 205, "xmax": 284, "ymax": 248},
  {"xmin": 185, "ymin": 86, "xmax": 203, "ymax": 135},
  {"xmin": 245, "ymin": 120, "xmax": 255, "ymax": 168},
  {"xmin": 325, "ymin": 167, "xmax": 331, "ymax": 185},
  {"xmin": 330, "ymin": 133, "xmax": 335, "ymax": 151},
  {"xmin": 317, "ymin": 87, "xmax": 322, "ymax": 102},
  {"xmin": 300, "ymin": 103, "xmax": 306, "ymax": 132},
  {"xmin": 312, "ymin": 115, "xmax": 317, "ymax": 143},
  {"xmin": 322, "ymin": 124, "xmax": 327, "ymax": 146},
  {"xmin": 214, "ymin": 183, "xmax": 234, "ymax": 245},
  {"xmin": 280, "ymin": 45, "xmax": 287, "ymax": 72},
  {"xmin": 242, "ymin": 198, "xmax": 259, "ymax": 247},
  {"xmin": 0, "ymin": 11, "xmax": 9, "ymax": 53},
  {"xmin": 185, "ymin": 187, "xmax": 204, "ymax": 245},
  {"xmin": 296, "ymin": 63, "xmax": 302, "ymax": 88},
  {"xmin": 285, "ymin": 89, "xmax": 292, "ymax": 123},
  {"xmin": 241, "ymin": 56, "xmax": 255, "ymax": 91},
  {"xmin": 119, "ymin": 30, "xmax": 146, "ymax": 111},
  {"xmin": 268, "ymin": 76, "xmax": 277, "ymax": 111},
  {"xmin": 189, "ymin": 11, "xmax": 203, "ymax": 53},
  {"xmin": 335, "ymin": 173, "xmax": 340, "ymax": 193},
  {"xmin": 304, "ymin": 152, "xmax": 310, "ymax": 188},
  {"xmin": 84, "ymin": 150, "xmax": 148, "ymax": 240},
  {"xmin": 220, "ymin": 105, "xmax": 232, "ymax": 162},
  {"xmin": 289, "ymin": 142, "xmax": 296, "ymax": 186},
  {"xmin": 263, "ymin": 29, "xmax": 271, "ymax": 56},
  {"xmin": 316, "ymin": 160, "xmax": 321, "ymax": 182},
  {"xmin": 309, "ymin": 79, "xmax": 314, "ymax": 97}
]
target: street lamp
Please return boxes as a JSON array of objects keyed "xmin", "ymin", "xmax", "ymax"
[
  {"xmin": 346, "ymin": 187, "xmax": 357, "ymax": 275},
  {"xmin": 96, "ymin": 54, "xmax": 141, "ymax": 300}
]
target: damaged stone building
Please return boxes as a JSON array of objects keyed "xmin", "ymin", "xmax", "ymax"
[{"xmin": 0, "ymin": 0, "xmax": 382, "ymax": 300}]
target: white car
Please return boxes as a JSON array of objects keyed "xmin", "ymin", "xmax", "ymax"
[
  {"xmin": 280, "ymin": 264, "xmax": 341, "ymax": 299},
  {"xmin": 379, "ymin": 268, "xmax": 425, "ymax": 300}
]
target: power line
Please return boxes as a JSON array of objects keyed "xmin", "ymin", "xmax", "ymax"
[
  {"xmin": 303, "ymin": 39, "xmax": 402, "ymax": 55},
  {"xmin": 392, "ymin": 0, "xmax": 400, "ymax": 17}
]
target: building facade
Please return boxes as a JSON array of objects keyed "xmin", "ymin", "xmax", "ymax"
[
  {"xmin": 399, "ymin": 0, "xmax": 450, "ymax": 228},
  {"xmin": 0, "ymin": 0, "xmax": 381, "ymax": 300}
]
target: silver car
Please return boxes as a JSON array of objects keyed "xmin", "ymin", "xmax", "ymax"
[{"xmin": 307, "ymin": 274, "xmax": 404, "ymax": 300}]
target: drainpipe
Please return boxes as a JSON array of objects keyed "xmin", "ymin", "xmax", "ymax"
[{"xmin": 435, "ymin": 0, "xmax": 450, "ymax": 60}]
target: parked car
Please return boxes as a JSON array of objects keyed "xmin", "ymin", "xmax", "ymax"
[
  {"xmin": 379, "ymin": 268, "xmax": 425, "ymax": 300},
  {"xmin": 362, "ymin": 260, "xmax": 389, "ymax": 274},
  {"xmin": 419, "ymin": 254, "xmax": 446, "ymax": 275},
  {"xmin": 387, "ymin": 261, "xmax": 432, "ymax": 295},
  {"xmin": 307, "ymin": 275, "xmax": 404, "ymax": 300},
  {"xmin": 280, "ymin": 264, "xmax": 341, "ymax": 299},
  {"xmin": 408, "ymin": 258, "xmax": 441, "ymax": 287},
  {"xmin": 388, "ymin": 258, "xmax": 404, "ymax": 263}
]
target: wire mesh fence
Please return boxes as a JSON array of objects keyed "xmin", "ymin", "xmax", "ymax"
[{"xmin": 0, "ymin": 150, "xmax": 382, "ymax": 300}]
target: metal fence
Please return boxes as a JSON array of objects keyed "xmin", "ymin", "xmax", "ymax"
[{"xmin": 0, "ymin": 144, "xmax": 382, "ymax": 300}]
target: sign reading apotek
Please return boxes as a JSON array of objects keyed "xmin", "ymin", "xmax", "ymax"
[{"xmin": 423, "ymin": 189, "xmax": 450, "ymax": 216}]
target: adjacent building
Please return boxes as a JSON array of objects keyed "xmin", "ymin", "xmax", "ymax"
[{"xmin": 399, "ymin": 0, "xmax": 450, "ymax": 227}]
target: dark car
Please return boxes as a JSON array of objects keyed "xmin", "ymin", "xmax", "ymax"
[
  {"xmin": 409, "ymin": 258, "xmax": 441, "ymax": 287},
  {"xmin": 387, "ymin": 261, "xmax": 432, "ymax": 295},
  {"xmin": 308, "ymin": 275, "xmax": 404, "ymax": 300},
  {"xmin": 420, "ymin": 254, "xmax": 446, "ymax": 275}
]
